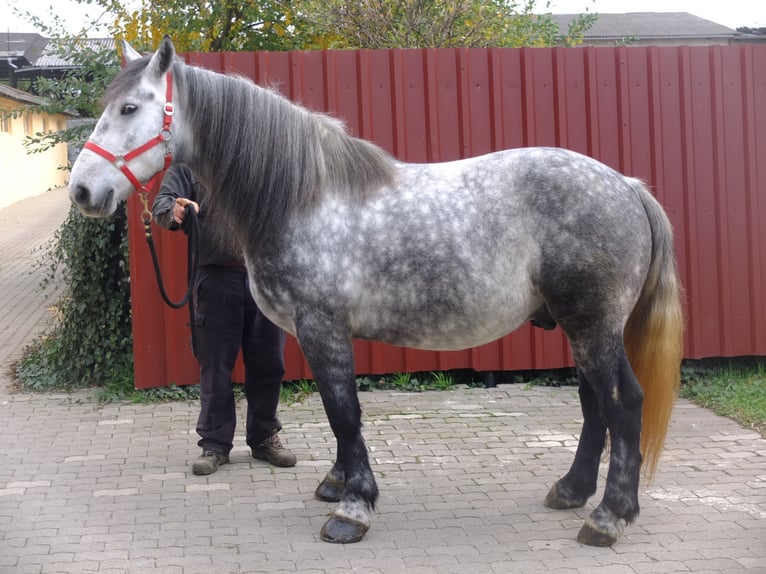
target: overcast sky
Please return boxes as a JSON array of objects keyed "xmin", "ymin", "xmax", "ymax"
[{"xmin": 2, "ymin": 0, "xmax": 764, "ymax": 36}]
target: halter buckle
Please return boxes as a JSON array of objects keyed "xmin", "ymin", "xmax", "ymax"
[
  {"xmin": 164, "ymin": 102, "xmax": 174, "ymax": 116},
  {"xmin": 139, "ymin": 191, "xmax": 153, "ymax": 224}
]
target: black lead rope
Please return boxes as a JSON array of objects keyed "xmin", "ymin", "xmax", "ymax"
[{"xmin": 142, "ymin": 202, "xmax": 200, "ymax": 310}]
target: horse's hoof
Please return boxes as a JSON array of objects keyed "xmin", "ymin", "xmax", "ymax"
[
  {"xmin": 315, "ymin": 476, "xmax": 344, "ymax": 502},
  {"xmin": 544, "ymin": 481, "xmax": 588, "ymax": 510},
  {"xmin": 576, "ymin": 511, "xmax": 625, "ymax": 547},
  {"xmin": 320, "ymin": 515, "xmax": 369, "ymax": 544}
]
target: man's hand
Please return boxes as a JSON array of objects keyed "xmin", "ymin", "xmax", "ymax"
[{"xmin": 174, "ymin": 198, "xmax": 200, "ymax": 224}]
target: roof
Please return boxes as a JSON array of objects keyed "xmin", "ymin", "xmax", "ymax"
[
  {"xmin": 34, "ymin": 38, "xmax": 116, "ymax": 69},
  {"xmin": 0, "ymin": 82, "xmax": 78, "ymax": 116},
  {"xmin": 0, "ymin": 82, "xmax": 50, "ymax": 106},
  {"xmin": 0, "ymin": 32, "xmax": 48, "ymax": 65},
  {"xmin": 552, "ymin": 12, "xmax": 736, "ymax": 42},
  {"xmin": 0, "ymin": 34, "xmax": 115, "ymax": 74},
  {"xmin": 1, "ymin": 35, "xmax": 116, "ymax": 84}
]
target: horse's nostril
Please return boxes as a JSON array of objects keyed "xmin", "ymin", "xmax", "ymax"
[{"xmin": 73, "ymin": 184, "xmax": 90, "ymax": 206}]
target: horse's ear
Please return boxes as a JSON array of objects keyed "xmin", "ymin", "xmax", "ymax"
[
  {"xmin": 121, "ymin": 40, "xmax": 143, "ymax": 63},
  {"xmin": 147, "ymin": 35, "xmax": 176, "ymax": 78}
]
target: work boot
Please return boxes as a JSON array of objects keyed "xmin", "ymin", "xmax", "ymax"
[
  {"xmin": 252, "ymin": 434, "xmax": 297, "ymax": 467},
  {"xmin": 192, "ymin": 450, "xmax": 229, "ymax": 475}
]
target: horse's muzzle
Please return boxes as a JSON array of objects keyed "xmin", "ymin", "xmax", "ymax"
[{"xmin": 69, "ymin": 184, "xmax": 116, "ymax": 218}]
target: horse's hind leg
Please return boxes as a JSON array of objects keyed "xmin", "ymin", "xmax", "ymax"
[
  {"xmin": 545, "ymin": 367, "xmax": 605, "ymax": 509},
  {"xmin": 296, "ymin": 320, "xmax": 378, "ymax": 544},
  {"xmin": 561, "ymin": 334, "xmax": 643, "ymax": 547}
]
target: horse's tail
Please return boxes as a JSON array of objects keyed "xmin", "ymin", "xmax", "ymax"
[{"xmin": 624, "ymin": 179, "xmax": 685, "ymax": 480}]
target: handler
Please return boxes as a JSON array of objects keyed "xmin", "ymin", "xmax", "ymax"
[{"xmin": 152, "ymin": 164, "xmax": 296, "ymax": 475}]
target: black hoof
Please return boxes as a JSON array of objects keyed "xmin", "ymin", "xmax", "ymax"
[
  {"xmin": 544, "ymin": 481, "xmax": 588, "ymax": 510},
  {"xmin": 577, "ymin": 513, "xmax": 625, "ymax": 547},
  {"xmin": 320, "ymin": 515, "xmax": 369, "ymax": 544},
  {"xmin": 315, "ymin": 476, "xmax": 344, "ymax": 502}
]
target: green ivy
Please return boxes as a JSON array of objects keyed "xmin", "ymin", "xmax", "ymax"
[{"xmin": 16, "ymin": 205, "xmax": 133, "ymax": 392}]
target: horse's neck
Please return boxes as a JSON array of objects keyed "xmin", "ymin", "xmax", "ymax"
[
  {"xmin": 180, "ymin": 65, "xmax": 316, "ymax": 249},
  {"xmin": 180, "ymin": 63, "xmax": 394, "ymax": 252}
]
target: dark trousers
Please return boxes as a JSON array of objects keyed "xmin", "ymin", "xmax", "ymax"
[{"xmin": 192, "ymin": 265, "xmax": 286, "ymax": 455}]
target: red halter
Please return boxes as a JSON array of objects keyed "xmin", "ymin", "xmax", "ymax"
[{"xmin": 83, "ymin": 72, "xmax": 175, "ymax": 219}]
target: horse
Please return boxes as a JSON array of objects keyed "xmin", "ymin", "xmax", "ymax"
[{"xmin": 68, "ymin": 36, "xmax": 684, "ymax": 546}]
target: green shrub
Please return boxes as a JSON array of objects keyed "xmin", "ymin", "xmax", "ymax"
[{"xmin": 16, "ymin": 205, "xmax": 133, "ymax": 392}]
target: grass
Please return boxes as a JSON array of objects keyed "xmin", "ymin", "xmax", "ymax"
[
  {"xmin": 281, "ymin": 379, "xmax": 318, "ymax": 404},
  {"xmin": 680, "ymin": 361, "xmax": 766, "ymax": 436},
  {"xmin": 511, "ymin": 361, "xmax": 766, "ymax": 437},
  {"xmin": 357, "ymin": 370, "xmax": 475, "ymax": 393},
  {"xmin": 94, "ymin": 383, "xmax": 202, "ymax": 404}
]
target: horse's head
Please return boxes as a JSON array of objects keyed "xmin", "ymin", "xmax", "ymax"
[{"xmin": 69, "ymin": 36, "xmax": 180, "ymax": 217}]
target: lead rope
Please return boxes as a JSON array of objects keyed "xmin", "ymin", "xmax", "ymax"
[{"xmin": 139, "ymin": 191, "xmax": 200, "ymax": 309}]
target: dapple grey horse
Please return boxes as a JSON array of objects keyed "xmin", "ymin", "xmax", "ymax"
[{"xmin": 68, "ymin": 37, "xmax": 684, "ymax": 546}]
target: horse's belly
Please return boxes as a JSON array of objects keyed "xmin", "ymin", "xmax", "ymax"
[
  {"xmin": 352, "ymin": 285, "xmax": 539, "ymax": 351},
  {"xmin": 360, "ymin": 312, "xmax": 531, "ymax": 351}
]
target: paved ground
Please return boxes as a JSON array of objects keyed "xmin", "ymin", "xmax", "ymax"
[
  {"xmin": 0, "ymin": 190, "xmax": 765, "ymax": 574},
  {"xmin": 0, "ymin": 189, "xmax": 68, "ymax": 370}
]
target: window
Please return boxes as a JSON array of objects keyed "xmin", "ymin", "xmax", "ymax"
[
  {"xmin": 0, "ymin": 111, "xmax": 10, "ymax": 134},
  {"xmin": 42, "ymin": 116, "xmax": 49, "ymax": 133},
  {"xmin": 24, "ymin": 113, "xmax": 33, "ymax": 135}
]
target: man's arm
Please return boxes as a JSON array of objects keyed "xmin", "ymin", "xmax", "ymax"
[{"xmin": 151, "ymin": 164, "xmax": 199, "ymax": 231}]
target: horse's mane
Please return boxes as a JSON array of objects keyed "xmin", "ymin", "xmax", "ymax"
[
  {"xmin": 106, "ymin": 56, "xmax": 396, "ymax": 248},
  {"xmin": 178, "ymin": 60, "xmax": 396, "ymax": 249}
]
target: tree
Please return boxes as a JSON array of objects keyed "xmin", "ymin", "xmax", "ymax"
[
  {"xmin": 50, "ymin": 0, "xmax": 312, "ymax": 52},
  {"xmin": 736, "ymin": 26, "xmax": 766, "ymax": 35},
  {"xmin": 298, "ymin": 0, "xmax": 597, "ymax": 49}
]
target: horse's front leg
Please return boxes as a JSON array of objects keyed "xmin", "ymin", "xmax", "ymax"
[{"xmin": 297, "ymin": 319, "xmax": 378, "ymax": 543}]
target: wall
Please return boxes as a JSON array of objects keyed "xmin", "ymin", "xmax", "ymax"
[
  {"xmin": 126, "ymin": 44, "xmax": 766, "ymax": 388},
  {"xmin": 0, "ymin": 95, "xmax": 69, "ymax": 208}
]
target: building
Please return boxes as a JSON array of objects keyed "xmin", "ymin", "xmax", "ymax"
[
  {"xmin": 0, "ymin": 83, "xmax": 73, "ymax": 208},
  {"xmin": 1, "ymin": 33, "xmax": 115, "ymax": 89},
  {"xmin": 1, "ymin": 34, "xmax": 114, "ymax": 207},
  {"xmin": 551, "ymin": 12, "xmax": 764, "ymax": 47},
  {"xmin": 0, "ymin": 32, "xmax": 48, "ymax": 88}
]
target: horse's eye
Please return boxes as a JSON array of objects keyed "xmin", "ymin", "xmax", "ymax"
[{"xmin": 120, "ymin": 104, "xmax": 138, "ymax": 116}]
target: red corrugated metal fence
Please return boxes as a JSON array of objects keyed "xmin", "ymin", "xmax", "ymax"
[{"xmin": 126, "ymin": 45, "xmax": 766, "ymax": 388}]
